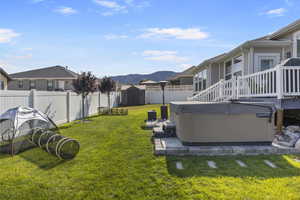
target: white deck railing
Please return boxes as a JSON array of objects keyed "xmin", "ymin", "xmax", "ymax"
[{"xmin": 189, "ymin": 64, "xmax": 300, "ymax": 102}]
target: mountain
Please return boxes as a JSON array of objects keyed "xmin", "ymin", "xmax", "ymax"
[{"xmin": 111, "ymin": 71, "xmax": 178, "ymax": 84}]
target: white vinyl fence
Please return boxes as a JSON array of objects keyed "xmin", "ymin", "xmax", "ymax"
[
  {"xmin": 145, "ymin": 85, "xmax": 193, "ymax": 104},
  {"xmin": 0, "ymin": 90, "xmax": 120, "ymax": 124}
]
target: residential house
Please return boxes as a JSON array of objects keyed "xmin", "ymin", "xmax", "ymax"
[
  {"xmin": 0, "ymin": 68, "xmax": 11, "ymax": 90},
  {"xmin": 169, "ymin": 66, "xmax": 197, "ymax": 85},
  {"xmin": 139, "ymin": 80, "xmax": 159, "ymax": 86},
  {"xmin": 190, "ymin": 18, "xmax": 300, "ymax": 101},
  {"xmin": 8, "ymin": 66, "xmax": 78, "ymax": 91}
]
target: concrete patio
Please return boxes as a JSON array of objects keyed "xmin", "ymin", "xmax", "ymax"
[{"xmin": 154, "ymin": 137, "xmax": 300, "ymax": 156}]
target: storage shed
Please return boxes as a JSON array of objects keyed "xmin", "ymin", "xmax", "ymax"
[{"xmin": 121, "ymin": 85, "xmax": 145, "ymax": 106}]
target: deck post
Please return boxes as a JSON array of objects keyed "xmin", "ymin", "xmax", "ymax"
[
  {"xmin": 276, "ymin": 66, "xmax": 283, "ymax": 99},
  {"xmin": 276, "ymin": 109, "xmax": 284, "ymax": 133}
]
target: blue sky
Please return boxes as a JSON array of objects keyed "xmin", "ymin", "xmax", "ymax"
[{"xmin": 0, "ymin": 0, "xmax": 300, "ymax": 76}]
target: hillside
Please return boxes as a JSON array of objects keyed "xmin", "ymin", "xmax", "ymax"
[{"xmin": 111, "ymin": 71, "xmax": 178, "ymax": 84}]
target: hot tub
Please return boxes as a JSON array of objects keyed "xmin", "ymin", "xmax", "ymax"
[{"xmin": 170, "ymin": 101, "xmax": 276, "ymax": 145}]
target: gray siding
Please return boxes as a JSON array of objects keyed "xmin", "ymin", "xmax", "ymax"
[
  {"xmin": 211, "ymin": 63, "xmax": 220, "ymax": 84},
  {"xmin": 179, "ymin": 77, "xmax": 193, "ymax": 85},
  {"xmin": 8, "ymin": 79, "xmax": 74, "ymax": 91}
]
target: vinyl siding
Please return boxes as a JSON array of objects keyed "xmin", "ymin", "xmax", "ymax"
[{"xmin": 0, "ymin": 73, "xmax": 8, "ymax": 90}]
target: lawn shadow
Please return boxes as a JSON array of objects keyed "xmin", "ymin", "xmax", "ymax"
[
  {"xmin": 19, "ymin": 147, "xmax": 66, "ymax": 170},
  {"xmin": 166, "ymin": 155, "xmax": 300, "ymax": 179}
]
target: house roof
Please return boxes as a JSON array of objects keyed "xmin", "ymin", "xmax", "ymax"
[
  {"xmin": 169, "ymin": 66, "xmax": 198, "ymax": 80},
  {"xmin": 10, "ymin": 66, "xmax": 78, "ymax": 79},
  {"xmin": 268, "ymin": 18, "xmax": 300, "ymax": 39},
  {"xmin": 195, "ymin": 19, "xmax": 300, "ymax": 72},
  {"xmin": 0, "ymin": 68, "xmax": 11, "ymax": 81},
  {"xmin": 121, "ymin": 85, "xmax": 146, "ymax": 90},
  {"xmin": 139, "ymin": 80, "xmax": 158, "ymax": 84}
]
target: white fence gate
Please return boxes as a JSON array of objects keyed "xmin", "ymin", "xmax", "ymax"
[{"xmin": 0, "ymin": 90, "xmax": 120, "ymax": 124}]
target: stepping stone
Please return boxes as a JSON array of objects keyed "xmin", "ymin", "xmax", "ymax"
[
  {"xmin": 176, "ymin": 161, "xmax": 184, "ymax": 170},
  {"xmin": 207, "ymin": 161, "xmax": 217, "ymax": 169},
  {"xmin": 236, "ymin": 160, "xmax": 247, "ymax": 167},
  {"xmin": 264, "ymin": 160, "xmax": 277, "ymax": 168}
]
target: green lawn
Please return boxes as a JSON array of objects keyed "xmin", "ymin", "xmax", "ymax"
[{"xmin": 1, "ymin": 105, "xmax": 300, "ymax": 200}]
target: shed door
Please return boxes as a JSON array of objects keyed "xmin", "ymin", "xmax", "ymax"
[{"xmin": 127, "ymin": 87, "xmax": 140, "ymax": 106}]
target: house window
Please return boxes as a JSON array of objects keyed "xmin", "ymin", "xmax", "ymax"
[
  {"xmin": 254, "ymin": 53, "xmax": 279, "ymax": 72},
  {"xmin": 47, "ymin": 80, "xmax": 54, "ymax": 90},
  {"xmin": 202, "ymin": 70, "xmax": 207, "ymax": 89},
  {"xmin": 297, "ymin": 40, "xmax": 300, "ymax": 57},
  {"xmin": 286, "ymin": 51, "xmax": 292, "ymax": 59},
  {"xmin": 18, "ymin": 80, "xmax": 23, "ymax": 88},
  {"xmin": 225, "ymin": 61, "xmax": 232, "ymax": 80},
  {"xmin": 29, "ymin": 80, "xmax": 36, "ymax": 89},
  {"xmin": 195, "ymin": 69, "xmax": 208, "ymax": 91},
  {"xmin": 0, "ymin": 80, "xmax": 4, "ymax": 90},
  {"xmin": 260, "ymin": 59, "xmax": 274, "ymax": 71}
]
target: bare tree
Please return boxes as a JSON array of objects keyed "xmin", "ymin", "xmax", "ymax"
[
  {"xmin": 73, "ymin": 72, "xmax": 98, "ymax": 120},
  {"xmin": 99, "ymin": 77, "xmax": 116, "ymax": 112}
]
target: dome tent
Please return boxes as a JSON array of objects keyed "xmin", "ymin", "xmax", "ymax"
[
  {"xmin": 0, "ymin": 107, "xmax": 80, "ymax": 159},
  {"xmin": 0, "ymin": 107, "xmax": 57, "ymax": 140}
]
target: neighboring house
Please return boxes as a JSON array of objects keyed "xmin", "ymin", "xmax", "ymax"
[
  {"xmin": 8, "ymin": 66, "xmax": 78, "ymax": 91},
  {"xmin": 190, "ymin": 18, "xmax": 300, "ymax": 101},
  {"xmin": 139, "ymin": 80, "xmax": 159, "ymax": 86},
  {"xmin": 0, "ymin": 68, "xmax": 11, "ymax": 90},
  {"xmin": 169, "ymin": 66, "xmax": 197, "ymax": 85}
]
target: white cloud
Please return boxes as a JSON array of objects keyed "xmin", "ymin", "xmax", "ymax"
[
  {"xmin": 22, "ymin": 48, "xmax": 33, "ymax": 51},
  {"xmin": 124, "ymin": 0, "xmax": 150, "ymax": 8},
  {"xmin": 139, "ymin": 28, "xmax": 209, "ymax": 40},
  {"xmin": 142, "ymin": 50, "xmax": 189, "ymax": 63},
  {"xmin": 32, "ymin": 0, "xmax": 46, "ymax": 3},
  {"xmin": 93, "ymin": 0, "xmax": 149, "ymax": 16},
  {"xmin": 13, "ymin": 54, "xmax": 33, "ymax": 59},
  {"xmin": 0, "ymin": 29, "xmax": 20, "ymax": 43},
  {"xmin": 104, "ymin": 34, "xmax": 128, "ymax": 40},
  {"xmin": 54, "ymin": 7, "xmax": 78, "ymax": 15},
  {"xmin": 93, "ymin": 0, "xmax": 127, "ymax": 12},
  {"xmin": 265, "ymin": 8, "xmax": 286, "ymax": 16}
]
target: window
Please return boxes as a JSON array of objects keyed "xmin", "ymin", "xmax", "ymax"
[
  {"xmin": 18, "ymin": 80, "xmax": 23, "ymax": 88},
  {"xmin": 260, "ymin": 59, "xmax": 274, "ymax": 71},
  {"xmin": 47, "ymin": 80, "xmax": 53, "ymax": 90},
  {"xmin": 202, "ymin": 70, "xmax": 207, "ymax": 89},
  {"xmin": 0, "ymin": 80, "xmax": 4, "ymax": 90},
  {"xmin": 297, "ymin": 40, "xmax": 300, "ymax": 57},
  {"xmin": 254, "ymin": 53, "xmax": 279, "ymax": 72},
  {"xmin": 29, "ymin": 80, "xmax": 36, "ymax": 89},
  {"xmin": 225, "ymin": 60, "xmax": 232, "ymax": 80},
  {"xmin": 286, "ymin": 51, "xmax": 292, "ymax": 59},
  {"xmin": 194, "ymin": 69, "xmax": 208, "ymax": 91}
]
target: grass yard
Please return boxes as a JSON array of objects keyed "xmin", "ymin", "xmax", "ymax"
[{"xmin": 1, "ymin": 105, "xmax": 300, "ymax": 200}]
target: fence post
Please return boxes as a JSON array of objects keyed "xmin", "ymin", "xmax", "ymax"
[
  {"xmin": 66, "ymin": 92, "xmax": 71, "ymax": 122},
  {"xmin": 276, "ymin": 66, "xmax": 283, "ymax": 99},
  {"xmin": 30, "ymin": 89, "xmax": 36, "ymax": 108}
]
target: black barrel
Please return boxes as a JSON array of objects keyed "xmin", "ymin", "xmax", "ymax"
[{"xmin": 148, "ymin": 110, "xmax": 157, "ymax": 121}]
